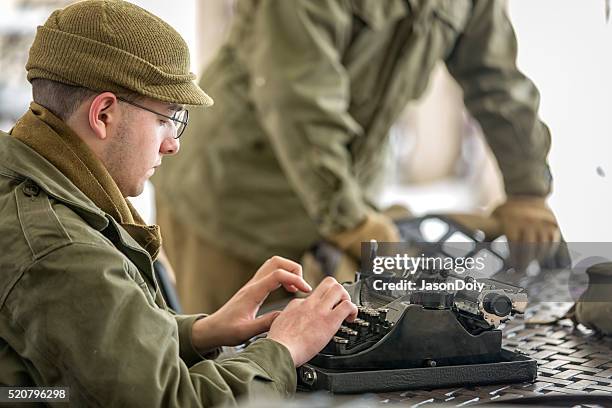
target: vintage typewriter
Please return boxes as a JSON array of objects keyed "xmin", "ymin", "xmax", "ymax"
[{"xmin": 298, "ymin": 216, "xmax": 538, "ymax": 393}]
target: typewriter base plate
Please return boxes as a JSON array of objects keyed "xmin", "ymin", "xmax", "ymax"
[{"xmin": 297, "ymin": 348, "xmax": 536, "ymax": 394}]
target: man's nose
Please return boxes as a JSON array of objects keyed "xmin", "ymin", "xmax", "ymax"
[{"xmin": 161, "ymin": 135, "xmax": 180, "ymax": 155}]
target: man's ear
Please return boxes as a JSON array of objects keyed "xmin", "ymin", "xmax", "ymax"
[{"xmin": 88, "ymin": 92, "xmax": 120, "ymax": 140}]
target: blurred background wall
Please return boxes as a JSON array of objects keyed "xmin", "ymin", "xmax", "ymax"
[
  {"xmin": 0, "ymin": 0, "xmax": 610, "ymax": 241},
  {"xmin": 507, "ymin": 0, "xmax": 612, "ymax": 242}
]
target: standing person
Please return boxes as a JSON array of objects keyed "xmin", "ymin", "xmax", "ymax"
[
  {"xmin": 0, "ymin": 1, "xmax": 358, "ymax": 406},
  {"xmin": 154, "ymin": 0, "xmax": 560, "ymax": 314}
]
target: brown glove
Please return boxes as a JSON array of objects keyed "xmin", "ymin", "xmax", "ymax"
[
  {"xmin": 493, "ymin": 196, "xmax": 559, "ymax": 242},
  {"xmin": 447, "ymin": 196, "xmax": 560, "ymax": 272},
  {"xmin": 301, "ymin": 208, "xmax": 407, "ymax": 288},
  {"xmin": 492, "ymin": 196, "xmax": 561, "ymax": 271},
  {"xmin": 327, "ymin": 211, "xmax": 401, "ymax": 260}
]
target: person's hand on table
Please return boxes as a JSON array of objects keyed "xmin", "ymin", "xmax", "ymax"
[
  {"xmin": 448, "ymin": 196, "xmax": 561, "ymax": 272},
  {"xmin": 492, "ymin": 196, "xmax": 560, "ymax": 271}
]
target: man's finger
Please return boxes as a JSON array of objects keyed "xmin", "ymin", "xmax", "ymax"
[
  {"xmin": 508, "ymin": 241, "xmax": 529, "ymax": 272},
  {"xmin": 271, "ymin": 269, "xmax": 312, "ymax": 293},
  {"xmin": 536, "ymin": 240, "xmax": 552, "ymax": 264},
  {"xmin": 332, "ymin": 299, "xmax": 358, "ymax": 322},
  {"xmin": 514, "ymin": 243, "xmax": 535, "ymax": 274},
  {"xmin": 244, "ymin": 311, "xmax": 281, "ymax": 335},
  {"xmin": 262, "ymin": 256, "xmax": 303, "ymax": 278},
  {"xmin": 548, "ymin": 223, "xmax": 562, "ymax": 243},
  {"xmin": 309, "ymin": 276, "xmax": 340, "ymax": 301},
  {"xmin": 535, "ymin": 226, "xmax": 552, "ymax": 261},
  {"xmin": 285, "ymin": 284, "xmax": 298, "ymax": 293},
  {"xmin": 252, "ymin": 269, "xmax": 312, "ymax": 297},
  {"xmin": 505, "ymin": 223, "xmax": 521, "ymax": 243},
  {"xmin": 522, "ymin": 226, "xmax": 538, "ymax": 268},
  {"xmin": 320, "ymin": 282, "xmax": 351, "ymax": 310}
]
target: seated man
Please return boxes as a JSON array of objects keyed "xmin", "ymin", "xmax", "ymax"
[{"xmin": 0, "ymin": 1, "xmax": 356, "ymax": 406}]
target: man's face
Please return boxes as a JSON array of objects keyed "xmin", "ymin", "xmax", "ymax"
[{"xmin": 104, "ymin": 98, "xmax": 182, "ymax": 197}]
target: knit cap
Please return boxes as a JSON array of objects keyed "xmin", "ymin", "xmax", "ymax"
[{"xmin": 26, "ymin": 0, "xmax": 212, "ymax": 106}]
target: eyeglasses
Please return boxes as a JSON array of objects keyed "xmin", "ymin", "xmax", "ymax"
[{"xmin": 116, "ymin": 97, "xmax": 189, "ymax": 139}]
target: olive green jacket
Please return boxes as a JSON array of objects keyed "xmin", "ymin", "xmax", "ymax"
[
  {"xmin": 0, "ymin": 132, "xmax": 295, "ymax": 406},
  {"xmin": 155, "ymin": 0, "xmax": 552, "ymax": 265}
]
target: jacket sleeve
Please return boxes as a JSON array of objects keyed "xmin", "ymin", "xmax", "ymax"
[
  {"xmin": 244, "ymin": 0, "xmax": 369, "ymax": 236},
  {"xmin": 446, "ymin": 0, "xmax": 552, "ymax": 196},
  {"xmin": 6, "ymin": 242, "xmax": 295, "ymax": 407},
  {"xmin": 173, "ymin": 314, "xmax": 221, "ymax": 365}
]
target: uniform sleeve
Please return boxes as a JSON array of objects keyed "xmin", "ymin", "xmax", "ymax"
[
  {"xmin": 7, "ymin": 242, "xmax": 295, "ymax": 407},
  {"xmin": 446, "ymin": 0, "xmax": 552, "ymax": 196},
  {"xmin": 173, "ymin": 314, "xmax": 221, "ymax": 365},
  {"xmin": 246, "ymin": 0, "xmax": 369, "ymax": 236}
]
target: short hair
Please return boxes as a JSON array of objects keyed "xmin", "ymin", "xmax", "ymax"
[
  {"xmin": 31, "ymin": 79, "xmax": 97, "ymax": 121},
  {"xmin": 31, "ymin": 79, "xmax": 142, "ymax": 121}
]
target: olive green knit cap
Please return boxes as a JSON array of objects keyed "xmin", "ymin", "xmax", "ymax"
[{"xmin": 26, "ymin": 0, "xmax": 213, "ymax": 107}]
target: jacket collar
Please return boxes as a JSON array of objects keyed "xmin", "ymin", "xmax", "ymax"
[{"xmin": 0, "ymin": 132, "xmax": 109, "ymax": 231}]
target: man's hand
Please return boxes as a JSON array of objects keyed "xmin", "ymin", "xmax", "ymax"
[
  {"xmin": 192, "ymin": 256, "xmax": 312, "ymax": 352},
  {"xmin": 492, "ymin": 196, "xmax": 561, "ymax": 271},
  {"xmin": 267, "ymin": 277, "xmax": 358, "ymax": 367},
  {"xmin": 447, "ymin": 196, "xmax": 560, "ymax": 271}
]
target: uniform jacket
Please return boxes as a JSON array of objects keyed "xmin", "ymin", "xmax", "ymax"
[
  {"xmin": 0, "ymin": 109, "xmax": 295, "ymax": 406},
  {"xmin": 155, "ymin": 0, "xmax": 552, "ymax": 265}
]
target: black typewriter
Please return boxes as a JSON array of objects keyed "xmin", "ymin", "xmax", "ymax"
[{"xmin": 298, "ymin": 216, "xmax": 538, "ymax": 393}]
